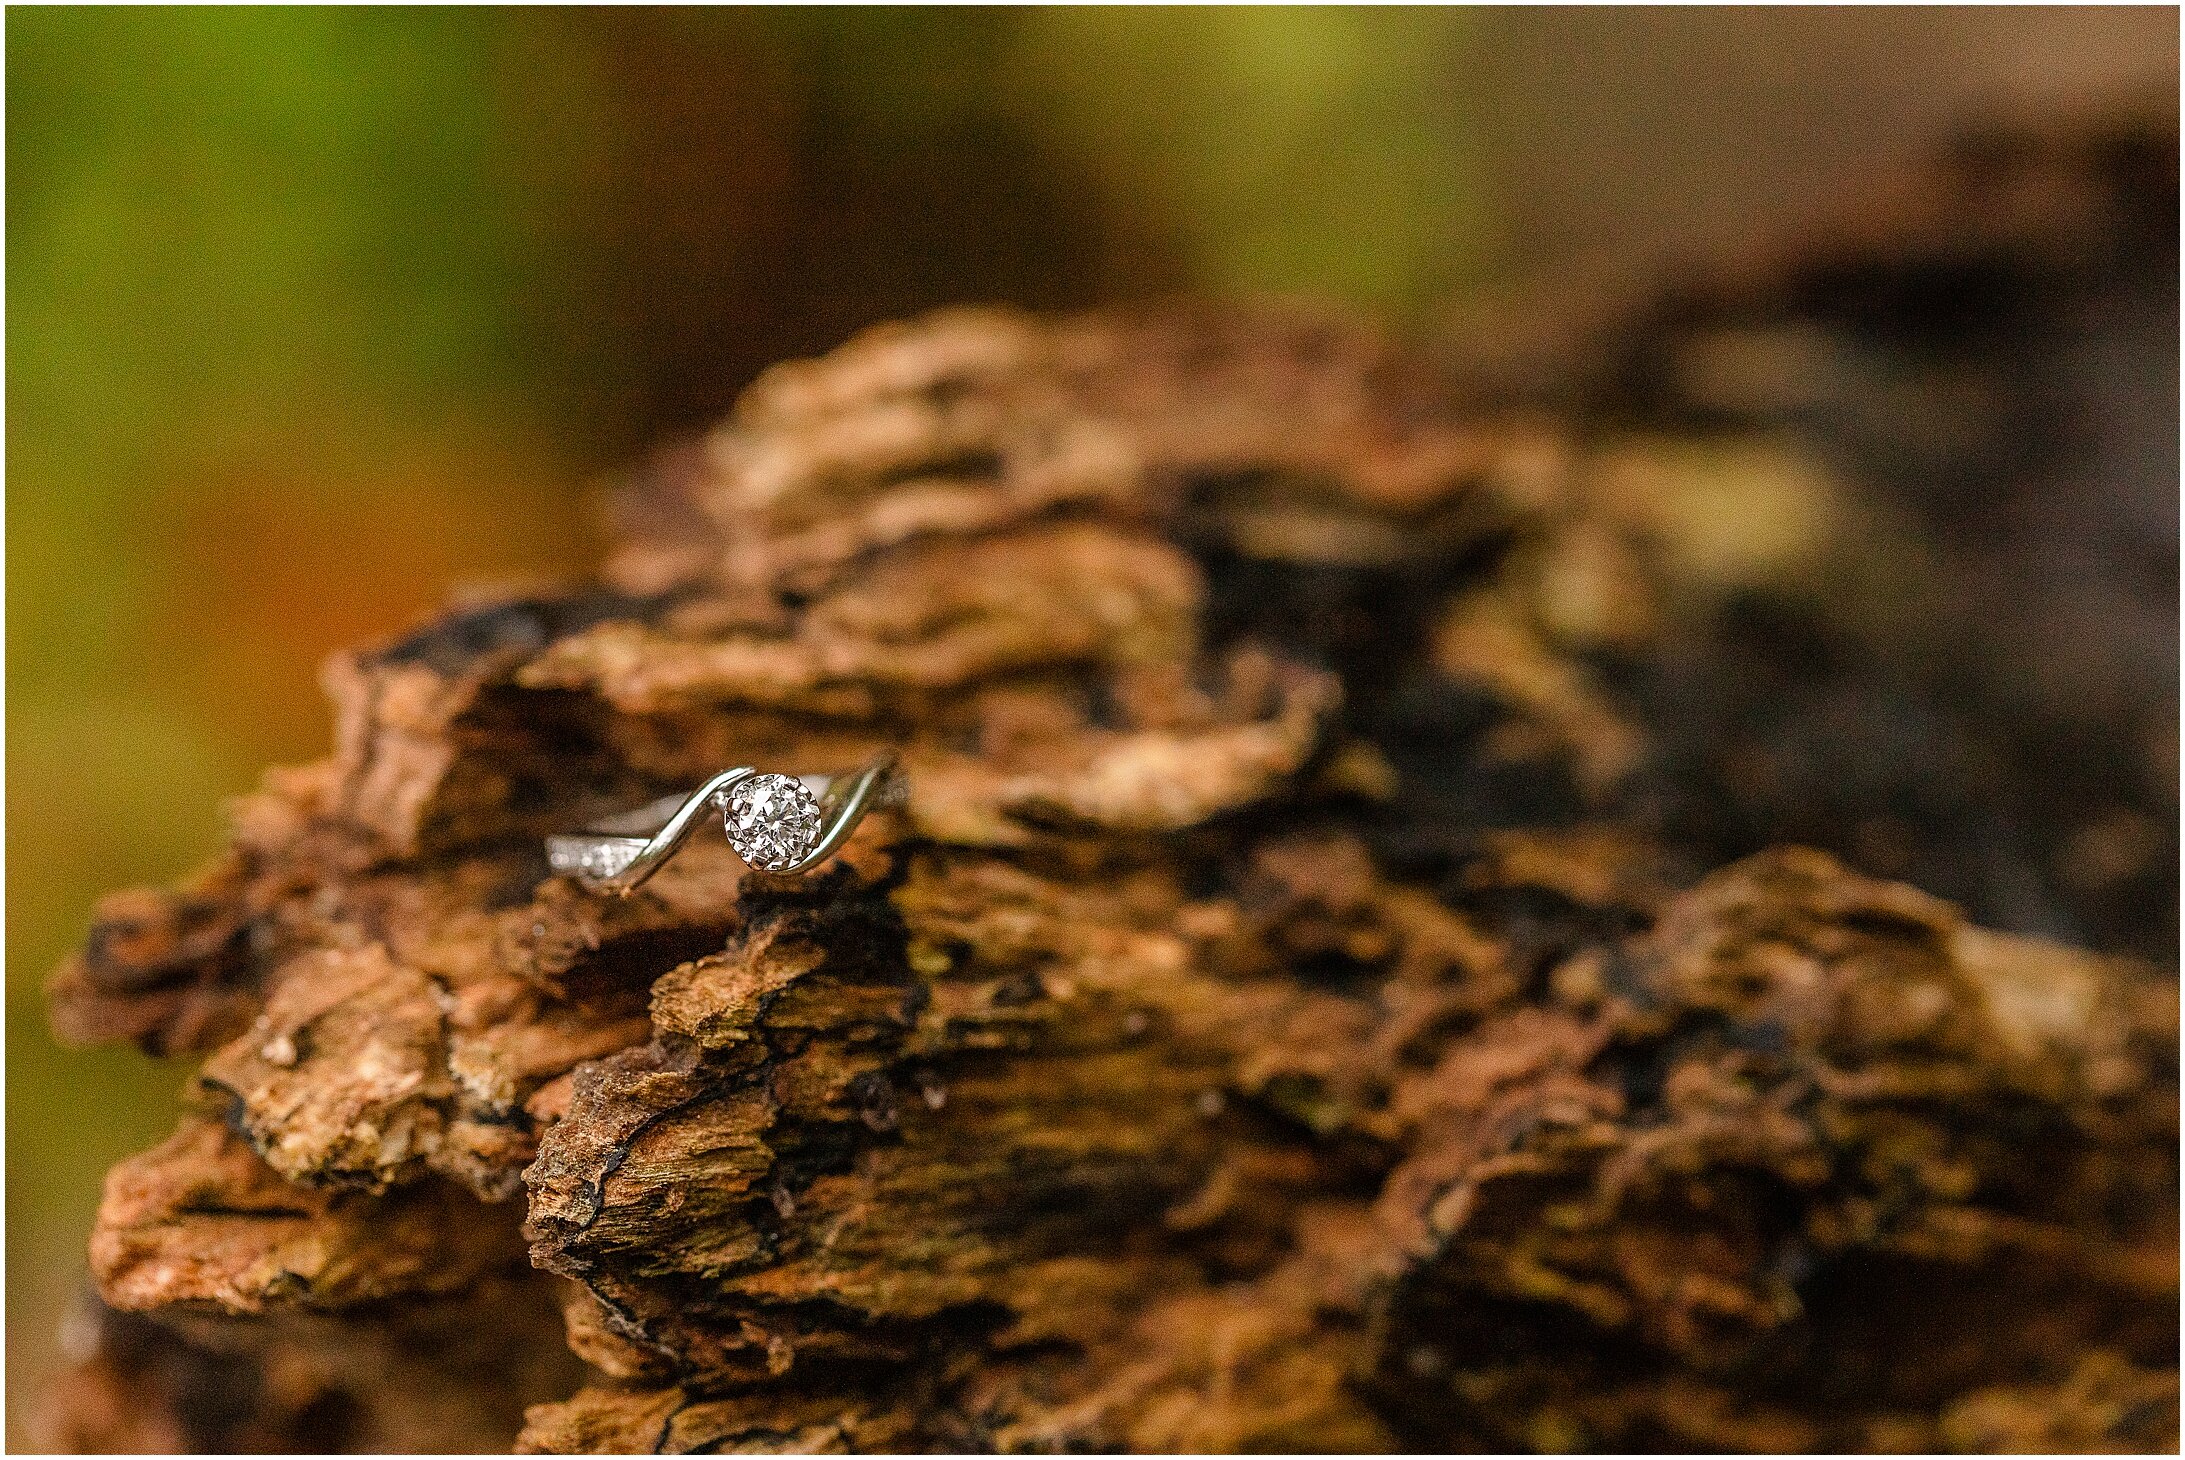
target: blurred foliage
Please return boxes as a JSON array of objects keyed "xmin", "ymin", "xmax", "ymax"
[{"xmin": 1001, "ymin": 8, "xmax": 1483, "ymax": 308}]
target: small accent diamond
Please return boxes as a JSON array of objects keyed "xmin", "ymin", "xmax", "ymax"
[{"xmin": 722, "ymin": 773, "xmax": 823, "ymax": 871}]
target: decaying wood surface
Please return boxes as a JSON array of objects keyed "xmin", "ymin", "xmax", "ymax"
[{"xmin": 40, "ymin": 118, "xmax": 2178, "ymax": 1453}]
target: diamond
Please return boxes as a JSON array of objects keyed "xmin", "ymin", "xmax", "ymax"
[{"xmin": 722, "ymin": 773, "xmax": 823, "ymax": 871}]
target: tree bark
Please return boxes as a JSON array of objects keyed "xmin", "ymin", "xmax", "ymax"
[{"xmin": 41, "ymin": 117, "xmax": 2178, "ymax": 1453}]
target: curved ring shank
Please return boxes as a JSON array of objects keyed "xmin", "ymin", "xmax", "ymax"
[{"xmin": 546, "ymin": 756, "xmax": 901, "ymax": 894}]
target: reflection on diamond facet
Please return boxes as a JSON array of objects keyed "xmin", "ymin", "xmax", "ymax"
[{"xmin": 722, "ymin": 773, "xmax": 823, "ymax": 871}]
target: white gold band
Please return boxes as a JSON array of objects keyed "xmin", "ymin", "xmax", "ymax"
[{"xmin": 546, "ymin": 756, "xmax": 901, "ymax": 894}]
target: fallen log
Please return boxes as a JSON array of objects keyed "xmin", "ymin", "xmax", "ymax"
[{"xmin": 40, "ymin": 119, "xmax": 2178, "ymax": 1454}]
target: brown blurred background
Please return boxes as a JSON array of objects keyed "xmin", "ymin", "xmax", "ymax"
[{"xmin": 7, "ymin": 6, "xmax": 2175, "ymax": 1442}]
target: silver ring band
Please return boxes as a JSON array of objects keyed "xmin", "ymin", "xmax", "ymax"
[{"xmin": 546, "ymin": 754, "xmax": 902, "ymax": 893}]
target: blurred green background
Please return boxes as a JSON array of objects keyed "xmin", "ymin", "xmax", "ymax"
[{"xmin": 7, "ymin": 6, "xmax": 2173, "ymax": 1441}]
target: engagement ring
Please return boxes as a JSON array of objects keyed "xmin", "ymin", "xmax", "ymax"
[{"xmin": 547, "ymin": 754, "xmax": 902, "ymax": 893}]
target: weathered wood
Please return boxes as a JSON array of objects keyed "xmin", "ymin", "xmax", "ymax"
[{"xmin": 41, "ymin": 118, "xmax": 2178, "ymax": 1454}]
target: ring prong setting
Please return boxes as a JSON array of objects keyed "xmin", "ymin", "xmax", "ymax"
[{"xmin": 722, "ymin": 772, "xmax": 825, "ymax": 872}]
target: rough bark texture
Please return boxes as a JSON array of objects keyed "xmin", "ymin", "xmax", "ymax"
[{"xmin": 39, "ymin": 117, "xmax": 2179, "ymax": 1453}]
